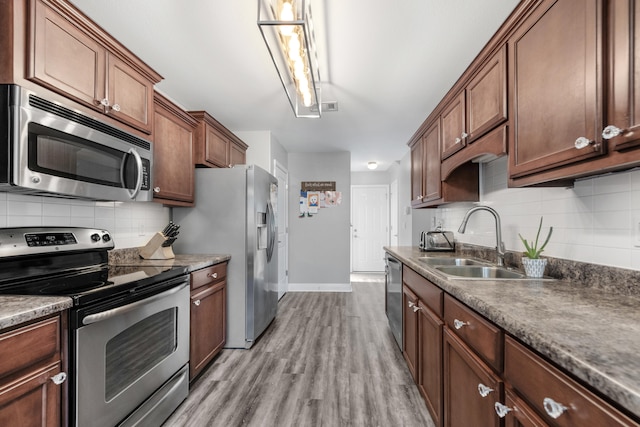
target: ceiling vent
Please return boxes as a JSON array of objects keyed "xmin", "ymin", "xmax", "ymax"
[{"xmin": 311, "ymin": 102, "xmax": 339, "ymax": 113}]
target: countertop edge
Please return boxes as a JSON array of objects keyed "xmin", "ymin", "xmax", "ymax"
[{"xmin": 0, "ymin": 296, "xmax": 72, "ymax": 331}]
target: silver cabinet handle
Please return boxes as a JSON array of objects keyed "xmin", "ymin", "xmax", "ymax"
[
  {"xmin": 602, "ymin": 125, "xmax": 623, "ymax": 140},
  {"xmin": 193, "ymin": 299, "xmax": 201, "ymax": 306},
  {"xmin": 574, "ymin": 137, "xmax": 599, "ymax": 150},
  {"xmin": 153, "ymin": 187, "xmax": 161, "ymax": 193},
  {"xmin": 112, "ymin": 103, "xmax": 121, "ymax": 112},
  {"xmin": 412, "ymin": 305, "xmax": 421, "ymax": 313},
  {"xmin": 51, "ymin": 372, "xmax": 67, "ymax": 385},
  {"xmin": 408, "ymin": 301, "xmax": 416, "ymax": 308},
  {"xmin": 99, "ymin": 98, "xmax": 109, "ymax": 107},
  {"xmin": 494, "ymin": 402, "xmax": 512, "ymax": 418},
  {"xmin": 455, "ymin": 137, "xmax": 462, "ymax": 144},
  {"xmin": 477, "ymin": 383, "xmax": 494, "ymax": 397},
  {"xmin": 461, "ymin": 132, "xmax": 468, "ymax": 139},
  {"xmin": 208, "ymin": 272, "xmax": 218, "ymax": 279},
  {"xmin": 543, "ymin": 397, "xmax": 568, "ymax": 419},
  {"xmin": 453, "ymin": 319, "xmax": 468, "ymax": 329}
]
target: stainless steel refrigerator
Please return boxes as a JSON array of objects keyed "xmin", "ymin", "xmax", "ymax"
[{"xmin": 173, "ymin": 165, "xmax": 278, "ymax": 349}]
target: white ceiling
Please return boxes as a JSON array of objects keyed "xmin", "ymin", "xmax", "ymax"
[{"xmin": 71, "ymin": 0, "xmax": 520, "ymax": 171}]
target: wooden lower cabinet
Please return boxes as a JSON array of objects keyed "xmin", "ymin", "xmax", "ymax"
[
  {"xmin": 402, "ymin": 285, "xmax": 419, "ymax": 381},
  {"xmin": 502, "ymin": 387, "xmax": 548, "ymax": 427},
  {"xmin": 418, "ymin": 302, "xmax": 444, "ymax": 427},
  {"xmin": 443, "ymin": 328, "xmax": 503, "ymax": 427},
  {"xmin": 189, "ymin": 262, "xmax": 227, "ymax": 381},
  {"xmin": 0, "ymin": 314, "xmax": 66, "ymax": 427}
]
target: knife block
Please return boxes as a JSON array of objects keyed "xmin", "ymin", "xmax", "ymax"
[{"xmin": 139, "ymin": 232, "xmax": 175, "ymax": 260}]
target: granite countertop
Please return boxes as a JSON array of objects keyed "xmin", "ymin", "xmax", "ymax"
[
  {"xmin": 0, "ymin": 296, "xmax": 72, "ymax": 330},
  {"xmin": 108, "ymin": 247, "xmax": 230, "ymax": 273},
  {"xmin": 385, "ymin": 246, "xmax": 640, "ymax": 419}
]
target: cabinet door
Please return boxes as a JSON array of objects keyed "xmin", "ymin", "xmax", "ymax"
[
  {"xmin": 402, "ymin": 285, "xmax": 419, "ymax": 381},
  {"xmin": 229, "ymin": 141, "xmax": 246, "ymax": 167},
  {"xmin": 423, "ymin": 121, "xmax": 441, "ymax": 202},
  {"xmin": 0, "ymin": 364, "xmax": 62, "ymax": 427},
  {"xmin": 441, "ymin": 92, "xmax": 466, "ymax": 160},
  {"xmin": 466, "ymin": 46, "xmax": 507, "ymax": 143},
  {"xmin": 607, "ymin": 0, "xmax": 640, "ymax": 151},
  {"xmin": 190, "ymin": 281, "xmax": 226, "ymax": 381},
  {"xmin": 444, "ymin": 329, "xmax": 502, "ymax": 427},
  {"xmin": 107, "ymin": 53, "xmax": 153, "ymax": 134},
  {"xmin": 30, "ymin": 0, "xmax": 106, "ymax": 112},
  {"xmin": 503, "ymin": 388, "xmax": 548, "ymax": 427},
  {"xmin": 418, "ymin": 304, "xmax": 443, "ymax": 427},
  {"xmin": 153, "ymin": 94, "xmax": 195, "ymax": 205},
  {"xmin": 206, "ymin": 127, "xmax": 230, "ymax": 168},
  {"xmin": 410, "ymin": 140, "xmax": 424, "ymax": 207},
  {"xmin": 508, "ymin": 0, "xmax": 604, "ymax": 178}
]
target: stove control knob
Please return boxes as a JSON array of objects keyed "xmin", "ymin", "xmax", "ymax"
[
  {"xmin": 102, "ymin": 234, "xmax": 112, "ymax": 242},
  {"xmin": 91, "ymin": 233, "xmax": 101, "ymax": 242}
]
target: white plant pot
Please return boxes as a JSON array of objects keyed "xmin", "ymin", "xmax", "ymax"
[{"xmin": 522, "ymin": 257, "xmax": 547, "ymax": 278}]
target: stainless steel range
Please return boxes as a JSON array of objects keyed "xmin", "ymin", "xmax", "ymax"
[{"xmin": 0, "ymin": 227, "xmax": 190, "ymax": 427}]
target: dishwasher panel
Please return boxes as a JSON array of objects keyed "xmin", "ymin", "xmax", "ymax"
[{"xmin": 385, "ymin": 253, "xmax": 402, "ymax": 349}]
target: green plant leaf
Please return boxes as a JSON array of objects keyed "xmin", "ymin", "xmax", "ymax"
[{"xmin": 519, "ymin": 217, "xmax": 553, "ymax": 259}]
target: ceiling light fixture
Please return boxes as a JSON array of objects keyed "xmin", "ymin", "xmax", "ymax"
[
  {"xmin": 258, "ymin": 0, "xmax": 321, "ymax": 118},
  {"xmin": 368, "ymin": 162, "xmax": 378, "ymax": 170}
]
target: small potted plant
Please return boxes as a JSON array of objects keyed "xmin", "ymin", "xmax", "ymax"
[{"xmin": 518, "ymin": 217, "xmax": 553, "ymax": 278}]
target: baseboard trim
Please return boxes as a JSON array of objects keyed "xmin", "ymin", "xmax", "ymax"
[{"xmin": 287, "ymin": 283, "xmax": 352, "ymax": 292}]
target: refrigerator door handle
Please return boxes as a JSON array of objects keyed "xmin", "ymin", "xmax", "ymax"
[{"xmin": 266, "ymin": 201, "xmax": 276, "ymax": 262}]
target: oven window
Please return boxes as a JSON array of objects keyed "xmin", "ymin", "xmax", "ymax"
[
  {"xmin": 28, "ymin": 123, "xmax": 139, "ymax": 189},
  {"xmin": 105, "ymin": 308, "xmax": 178, "ymax": 401}
]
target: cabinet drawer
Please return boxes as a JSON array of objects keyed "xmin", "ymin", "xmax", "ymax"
[
  {"xmin": 444, "ymin": 295, "xmax": 503, "ymax": 372},
  {"xmin": 403, "ymin": 266, "xmax": 443, "ymax": 317},
  {"xmin": 0, "ymin": 316, "xmax": 60, "ymax": 379},
  {"xmin": 191, "ymin": 263, "xmax": 227, "ymax": 290},
  {"xmin": 505, "ymin": 336, "xmax": 638, "ymax": 426}
]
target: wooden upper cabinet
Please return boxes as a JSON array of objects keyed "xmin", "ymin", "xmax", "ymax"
[
  {"xmin": 606, "ymin": 0, "xmax": 640, "ymax": 151},
  {"xmin": 508, "ymin": 0, "xmax": 604, "ymax": 179},
  {"xmin": 466, "ymin": 46, "xmax": 507, "ymax": 143},
  {"xmin": 410, "ymin": 139, "xmax": 425, "ymax": 206},
  {"xmin": 423, "ymin": 120, "xmax": 442, "ymax": 202},
  {"xmin": 440, "ymin": 92, "xmax": 467, "ymax": 160},
  {"xmin": 28, "ymin": 0, "xmax": 161, "ymax": 134},
  {"xmin": 152, "ymin": 92, "xmax": 196, "ymax": 206},
  {"xmin": 190, "ymin": 111, "xmax": 248, "ymax": 168}
]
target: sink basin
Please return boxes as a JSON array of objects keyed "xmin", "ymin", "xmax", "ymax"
[
  {"xmin": 418, "ymin": 257, "xmax": 487, "ymax": 266},
  {"xmin": 435, "ymin": 265, "xmax": 528, "ymax": 280}
]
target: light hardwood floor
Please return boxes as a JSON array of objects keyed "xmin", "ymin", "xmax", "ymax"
[{"xmin": 164, "ymin": 278, "xmax": 435, "ymax": 427}]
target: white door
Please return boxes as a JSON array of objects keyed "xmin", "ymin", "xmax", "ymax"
[
  {"xmin": 351, "ymin": 185, "xmax": 389, "ymax": 272},
  {"xmin": 390, "ymin": 179, "xmax": 398, "ymax": 246},
  {"xmin": 274, "ymin": 160, "xmax": 288, "ymax": 300}
]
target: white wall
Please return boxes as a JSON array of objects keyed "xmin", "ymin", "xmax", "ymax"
[
  {"xmin": 288, "ymin": 152, "xmax": 351, "ymax": 290},
  {"xmin": 0, "ymin": 193, "xmax": 170, "ymax": 249},
  {"xmin": 413, "ymin": 157, "xmax": 640, "ymax": 271},
  {"xmin": 238, "ymin": 130, "xmax": 288, "ymax": 174}
]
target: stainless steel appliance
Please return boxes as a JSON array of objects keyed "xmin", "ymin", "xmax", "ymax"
[
  {"xmin": 0, "ymin": 227, "xmax": 189, "ymax": 427},
  {"xmin": 174, "ymin": 165, "xmax": 278, "ymax": 349},
  {"xmin": 0, "ymin": 84, "xmax": 152, "ymax": 201},
  {"xmin": 385, "ymin": 253, "xmax": 402, "ymax": 349}
]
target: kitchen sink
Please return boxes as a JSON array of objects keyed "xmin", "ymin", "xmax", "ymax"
[
  {"xmin": 435, "ymin": 265, "xmax": 528, "ymax": 280},
  {"xmin": 418, "ymin": 257, "xmax": 488, "ymax": 266}
]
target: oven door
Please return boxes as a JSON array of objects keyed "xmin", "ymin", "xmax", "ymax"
[{"xmin": 74, "ymin": 280, "xmax": 189, "ymax": 427}]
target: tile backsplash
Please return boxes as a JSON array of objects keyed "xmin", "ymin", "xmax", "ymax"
[
  {"xmin": 425, "ymin": 157, "xmax": 640, "ymax": 271},
  {"xmin": 0, "ymin": 193, "xmax": 169, "ymax": 249}
]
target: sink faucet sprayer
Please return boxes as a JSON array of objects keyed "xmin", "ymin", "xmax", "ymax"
[{"xmin": 458, "ymin": 206, "xmax": 506, "ymax": 267}]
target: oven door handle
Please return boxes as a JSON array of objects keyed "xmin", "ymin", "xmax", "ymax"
[{"xmin": 82, "ymin": 282, "xmax": 188, "ymax": 326}]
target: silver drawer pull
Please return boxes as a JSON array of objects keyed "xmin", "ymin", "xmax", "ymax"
[
  {"xmin": 208, "ymin": 272, "xmax": 218, "ymax": 279},
  {"xmin": 543, "ymin": 397, "xmax": 568, "ymax": 419},
  {"xmin": 602, "ymin": 125, "xmax": 623, "ymax": 140},
  {"xmin": 494, "ymin": 402, "xmax": 512, "ymax": 418},
  {"xmin": 193, "ymin": 300, "xmax": 201, "ymax": 306},
  {"xmin": 453, "ymin": 319, "xmax": 468, "ymax": 329},
  {"xmin": 477, "ymin": 383, "xmax": 494, "ymax": 397},
  {"xmin": 412, "ymin": 305, "xmax": 421, "ymax": 313},
  {"xmin": 51, "ymin": 372, "xmax": 67, "ymax": 385},
  {"xmin": 408, "ymin": 301, "xmax": 415, "ymax": 308}
]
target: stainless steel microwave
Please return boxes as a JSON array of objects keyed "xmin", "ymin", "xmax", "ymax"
[{"xmin": 0, "ymin": 84, "xmax": 152, "ymax": 201}]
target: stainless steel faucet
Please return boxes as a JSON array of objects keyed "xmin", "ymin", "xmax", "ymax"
[{"xmin": 458, "ymin": 206, "xmax": 506, "ymax": 266}]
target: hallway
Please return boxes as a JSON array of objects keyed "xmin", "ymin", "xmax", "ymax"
[{"xmin": 164, "ymin": 277, "xmax": 434, "ymax": 426}]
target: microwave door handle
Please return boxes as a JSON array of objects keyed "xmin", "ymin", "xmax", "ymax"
[{"xmin": 120, "ymin": 148, "xmax": 144, "ymax": 199}]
